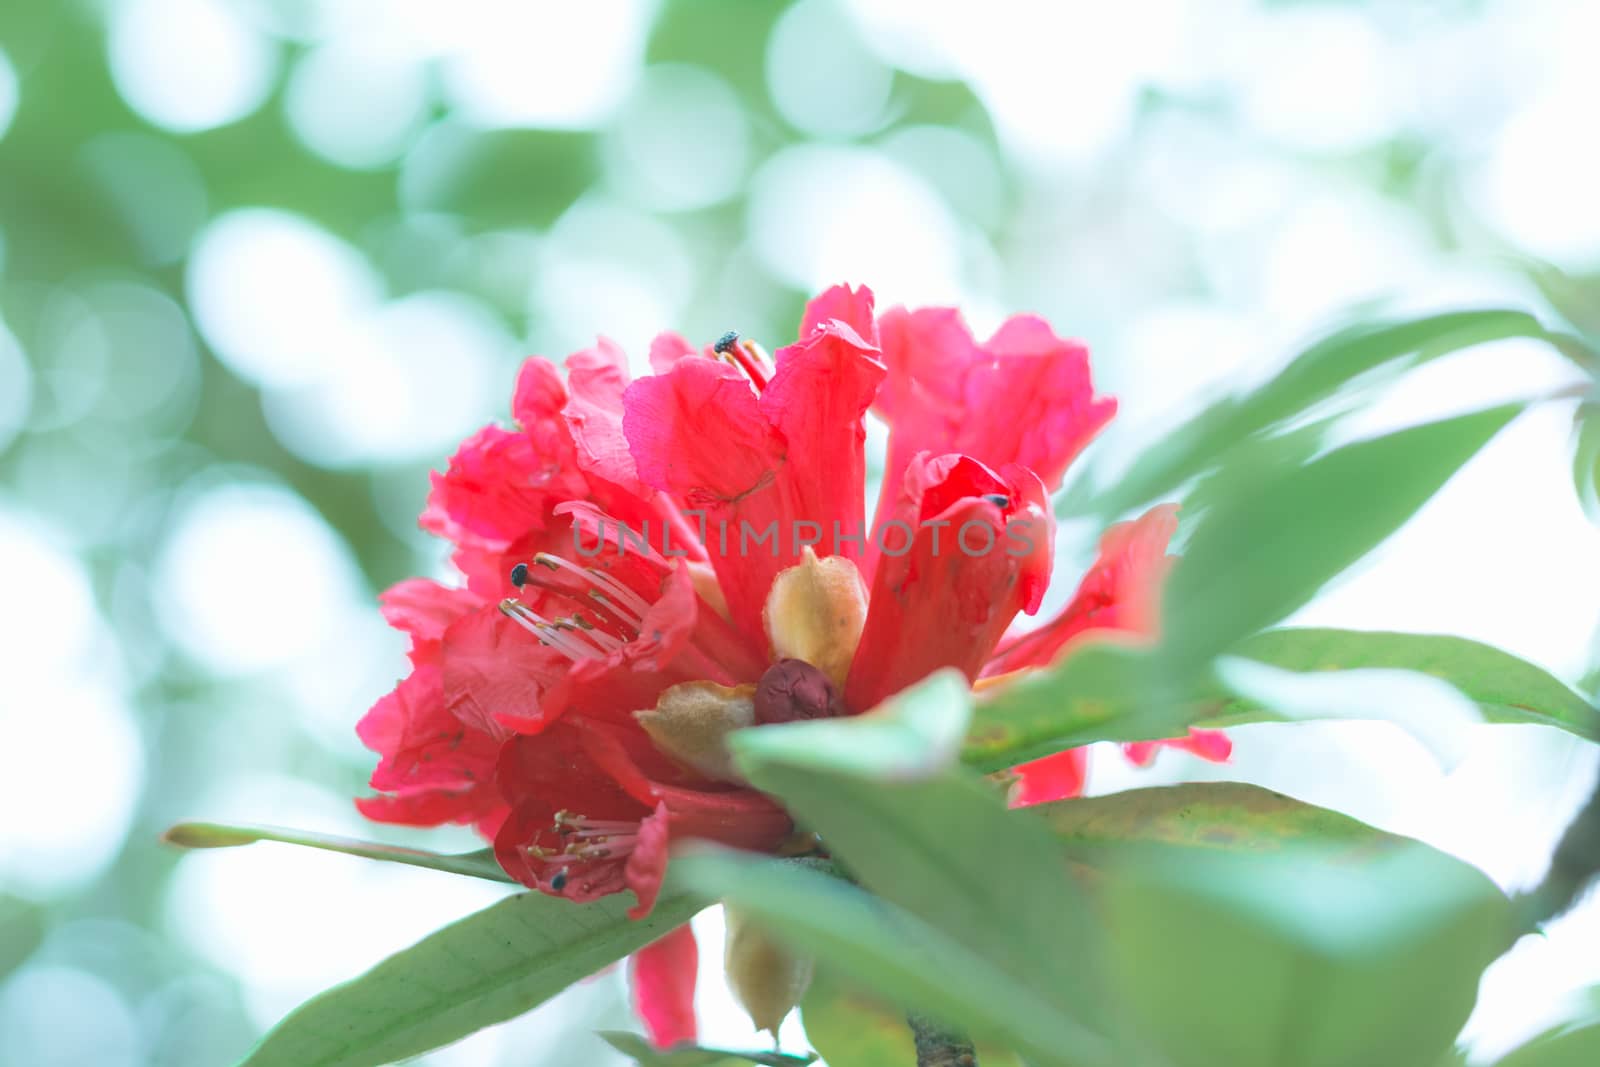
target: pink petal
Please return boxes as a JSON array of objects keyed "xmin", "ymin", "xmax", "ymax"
[
  {"xmin": 630, "ymin": 923, "xmax": 700, "ymax": 1048},
  {"xmin": 873, "ymin": 306, "xmax": 1116, "ymax": 529},
  {"xmin": 625, "ymin": 802, "xmax": 673, "ymax": 919},
  {"xmin": 845, "ymin": 456, "xmax": 1054, "ymax": 710},
  {"xmin": 799, "ymin": 283, "xmax": 878, "ymax": 347},
  {"xmin": 440, "ymin": 605, "xmax": 566, "ymax": 737},
  {"xmin": 378, "ymin": 579, "xmax": 481, "ymax": 655},
  {"xmin": 622, "ymin": 357, "xmax": 792, "ymax": 645},
  {"xmin": 761, "ymin": 319, "xmax": 886, "ymax": 564},
  {"xmin": 1010, "ymin": 748, "xmax": 1088, "ymax": 807},
  {"xmin": 563, "ymin": 337, "xmax": 645, "ymax": 494},
  {"xmin": 649, "ymin": 331, "xmax": 697, "ymax": 374},
  {"xmin": 985, "ymin": 504, "xmax": 1179, "ymax": 675},
  {"xmin": 1122, "ymin": 729, "xmax": 1233, "ymax": 768}
]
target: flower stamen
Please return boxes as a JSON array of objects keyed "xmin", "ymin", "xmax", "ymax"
[
  {"xmin": 498, "ymin": 599, "xmax": 611, "ymax": 660},
  {"xmin": 713, "ymin": 330, "xmax": 774, "ymax": 391}
]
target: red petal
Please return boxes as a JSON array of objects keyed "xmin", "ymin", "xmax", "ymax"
[
  {"xmin": 564, "ymin": 338, "xmax": 646, "ymax": 494},
  {"xmin": 762, "ymin": 318, "xmax": 886, "ymax": 566},
  {"xmin": 799, "ymin": 283, "xmax": 878, "ymax": 348},
  {"xmin": 626, "ymin": 802, "xmax": 673, "ymax": 919},
  {"xmin": 845, "ymin": 455, "xmax": 1054, "ymax": 710},
  {"xmin": 874, "ymin": 307, "xmax": 1116, "ymax": 519},
  {"xmin": 441, "ymin": 605, "xmax": 567, "ymax": 737},
  {"xmin": 650, "ymin": 331, "xmax": 697, "ymax": 374},
  {"xmin": 378, "ymin": 579, "xmax": 481, "ymax": 659},
  {"xmin": 985, "ymin": 504, "xmax": 1178, "ymax": 675},
  {"xmin": 420, "ymin": 424, "xmax": 584, "ymax": 550},
  {"xmin": 630, "ymin": 923, "xmax": 700, "ymax": 1047},
  {"xmin": 1009, "ymin": 748, "xmax": 1088, "ymax": 807},
  {"xmin": 623, "ymin": 357, "xmax": 792, "ymax": 644},
  {"xmin": 355, "ymin": 663, "xmax": 507, "ymax": 828},
  {"xmin": 493, "ymin": 725, "xmax": 651, "ymax": 899},
  {"xmin": 512, "ymin": 356, "xmax": 569, "ymax": 429},
  {"xmin": 1122, "ymin": 728, "xmax": 1232, "ymax": 768}
]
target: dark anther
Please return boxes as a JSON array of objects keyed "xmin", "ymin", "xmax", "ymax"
[
  {"xmin": 982, "ymin": 493, "xmax": 1010, "ymax": 509},
  {"xmin": 713, "ymin": 330, "xmax": 740, "ymax": 353},
  {"xmin": 509, "ymin": 562, "xmax": 529, "ymax": 588},
  {"xmin": 755, "ymin": 658, "xmax": 848, "ymax": 724},
  {"xmin": 551, "ymin": 869, "xmax": 569, "ymax": 891}
]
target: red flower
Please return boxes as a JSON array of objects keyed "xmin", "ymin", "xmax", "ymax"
[{"xmin": 355, "ymin": 286, "xmax": 1227, "ymax": 1046}]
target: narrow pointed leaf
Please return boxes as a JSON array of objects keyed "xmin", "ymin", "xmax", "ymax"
[
  {"xmin": 163, "ymin": 822, "xmax": 515, "ymax": 883},
  {"xmin": 962, "ymin": 626, "xmax": 1598, "ymax": 773},
  {"xmin": 1163, "ymin": 404, "xmax": 1522, "ymax": 668},
  {"xmin": 1222, "ymin": 629, "xmax": 1600, "ymax": 738},
  {"xmin": 1082, "ymin": 310, "xmax": 1551, "ymax": 519},
  {"xmin": 238, "ymin": 889, "xmax": 702, "ymax": 1067},
  {"xmin": 1037, "ymin": 782, "xmax": 1394, "ymax": 854}
]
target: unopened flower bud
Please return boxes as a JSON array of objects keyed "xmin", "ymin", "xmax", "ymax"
[
  {"xmin": 634, "ymin": 681, "xmax": 756, "ymax": 783},
  {"xmin": 754, "ymin": 658, "xmax": 846, "ymax": 724},
  {"xmin": 762, "ymin": 547, "xmax": 867, "ymax": 688},
  {"xmin": 723, "ymin": 905, "xmax": 814, "ymax": 1038}
]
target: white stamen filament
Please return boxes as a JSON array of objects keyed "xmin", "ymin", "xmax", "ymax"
[
  {"xmin": 499, "ymin": 600, "xmax": 607, "ymax": 660},
  {"xmin": 535, "ymin": 553, "xmax": 653, "ymax": 627}
]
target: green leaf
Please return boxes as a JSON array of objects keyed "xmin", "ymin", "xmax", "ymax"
[
  {"xmin": 799, "ymin": 967, "xmax": 1023, "ymax": 1067},
  {"xmin": 1163, "ymin": 404, "xmax": 1523, "ymax": 668},
  {"xmin": 1037, "ymin": 782, "xmax": 1397, "ymax": 854},
  {"xmin": 963, "ymin": 624, "xmax": 1600, "ymax": 773},
  {"xmin": 673, "ymin": 849, "xmax": 1111, "ymax": 1067},
  {"xmin": 1105, "ymin": 842, "xmax": 1512, "ymax": 1067},
  {"xmin": 732, "ymin": 721, "xmax": 1105, "ymax": 1022},
  {"xmin": 1223, "ymin": 629, "xmax": 1600, "ymax": 739},
  {"xmin": 1494, "ymin": 1022, "xmax": 1600, "ymax": 1067},
  {"xmin": 962, "ymin": 641, "xmax": 1187, "ymax": 773},
  {"xmin": 238, "ymin": 889, "xmax": 702, "ymax": 1067},
  {"xmin": 163, "ymin": 822, "xmax": 515, "ymax": 883},
  {"xmin": 730, "ymin": 669, "xmax": 970, "ymax": 780},
  {"xmin": 1081, "ymin": 311, "xmax": 1551, "ymax": 520},
  {"xmin": 597, "ymin": 1030, "xmax": 815, "ymax": 1066}
]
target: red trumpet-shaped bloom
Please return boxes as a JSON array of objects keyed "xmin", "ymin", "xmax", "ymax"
[{"xmin": 355, "ymin": 284, "xmax": 1227, "ymax": 1047}]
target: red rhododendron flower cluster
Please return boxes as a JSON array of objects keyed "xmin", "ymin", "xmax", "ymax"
[{"xmin": 356, "ymin": 284, "xmax": 1228, "ymax": 1046}]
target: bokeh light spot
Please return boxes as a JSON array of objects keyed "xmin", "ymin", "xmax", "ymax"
[
  {"xmin": 1473, "ymin": 73, "xmax": 1600, "ymax": 265},
  {"xmin": 108, "ymin": 0, "xmax": 279, "ymax": 133},
  {"xmin": 285, "ymin": 38, "xmax": 430, "ymax": 170},
  {"xmin": 748, "ymin": 144, "xmax": 965, "ymax": 306},
  {"xmin": 0, "ymin": 682, "xmax": 144, "ymax": 893},
  {"xmin": 441, "ymin": 0, "xmax": 650, "ymax": 129},
  {"xmin": 187, "ymin": 208, "xmax": 383, "ymax": 388},
  {"xmin": 766, "ymin": 0, "xmax": 893, "ymax": 139},
  {"xmin": 607, "ymin": 64, "xmax": 749, "ymax": 212},
  {"xmin": 0, "ymin": 966, "xmax": 139, "ymax": 1067},
  {"xmin": 0, "ymin": 46, "xmax": 18, "ymax": 144},
  {"xmin": 154, "ymin": 483, "xmax": 367, "ymax": 674},
  {"xmin": 262, "ymin": 290, "xmax": 510, "ymax": 467}
]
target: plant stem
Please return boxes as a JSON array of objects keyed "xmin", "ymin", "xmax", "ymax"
[{"xmin": 908, "ymin": 1013, "xmax": 978, "ymax": 1067}]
